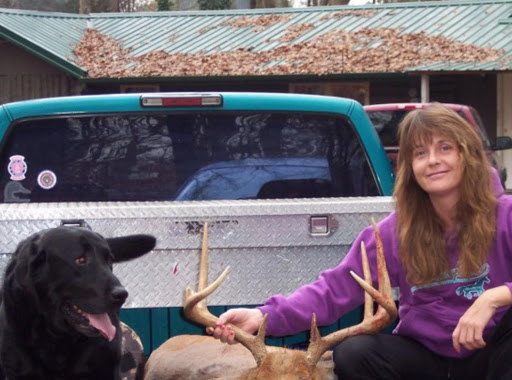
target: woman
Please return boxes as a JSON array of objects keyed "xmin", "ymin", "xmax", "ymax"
[{"xmin": 208, "ymin": 104, "xmax": 512, "ymax": 379}]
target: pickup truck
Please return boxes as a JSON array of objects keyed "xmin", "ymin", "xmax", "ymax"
[{"xmin": 0, "ymin": 92, "xmax": 395, "ymax": 355}]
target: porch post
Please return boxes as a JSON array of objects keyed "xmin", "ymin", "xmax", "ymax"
[
  {"xmin": 497, "ymin": 73, "xmax": 512, "ymax": 190},
  {"xmin": 421, "ymin": 74, "xmax": 430, "ymax": 103}
]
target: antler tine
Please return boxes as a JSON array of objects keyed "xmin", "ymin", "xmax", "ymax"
[
  {"xmin": 305, "ymin": 218, "xmax": 398, "ymax": 369},
  {"xmin": 351, "ymin": 219, "xmax": 397, "ymax": 319},
  {"xmin": 183, "ymin": 222, "xmax": 268, "ymax": 366},
  {"xmin": 360, "ymin": 238, "xmax": 373, "ymax": 321}
]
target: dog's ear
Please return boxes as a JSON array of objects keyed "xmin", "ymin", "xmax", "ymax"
[
  {"xmin": 29, "ymin": 241, "xmax": 47, "ymax": 270},
  {"xmin": 3, "ymin": 233, "xmax": 44, "ymax": 307},
  {"xmin": 11, "ymin": 233, "xmax": 45, "ymax": 274},
  {"xmin": 19, "ymin": 234, "xmax": 47, "ymax": 280},
  {"xmin": 107, "ymin": 235, "xmax": 156, "ymax": 263}
]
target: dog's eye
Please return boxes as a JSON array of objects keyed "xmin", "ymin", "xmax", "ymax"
[{"xmin": 75, "ymin": 255, "xmax": 87, "ymax": 265}]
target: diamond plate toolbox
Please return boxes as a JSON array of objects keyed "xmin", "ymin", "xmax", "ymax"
[{"xmin": 0, "ymin": 197, "xmax": 394, "ymax": 308}]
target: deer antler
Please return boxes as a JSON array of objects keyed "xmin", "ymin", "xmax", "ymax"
[
  {"xmin": 183, "ymin": 222, "xmax": 268, "ymax": 366},
  {"xmin": 305, "ymin": 218, "xmax": 398, "ymax": 369}
]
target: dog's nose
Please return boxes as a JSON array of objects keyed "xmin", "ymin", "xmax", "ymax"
[{"xmin": 111, "ymin": 286, "xmax": 128, "ymax": 304}]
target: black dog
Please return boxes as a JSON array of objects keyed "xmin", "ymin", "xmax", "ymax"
[{"xmin": 0, "ymin": 226, "xmax": 156, "ymax": 380}]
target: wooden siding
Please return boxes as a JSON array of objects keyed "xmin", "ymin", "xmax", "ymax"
[
  {"xmin": 0, "ymin": 40, "xmax": 79, "ymax": 104},
  {"xmin": 0, "ymin": 73, "xmax": 78, "ymax": 104}
]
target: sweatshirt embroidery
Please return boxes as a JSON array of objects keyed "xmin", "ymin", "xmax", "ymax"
[
  {"xmin": 456, "ymin": 276, "xmax": 490, "ymax": 299},
  {"xmin": 410, "ymin": 263, "xmax": 490, "ymax": 294}
]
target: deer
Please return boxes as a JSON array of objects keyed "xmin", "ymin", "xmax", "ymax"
[{"xmin": 144, "ymin": 220, "xmax": 397, "ymax": 380}]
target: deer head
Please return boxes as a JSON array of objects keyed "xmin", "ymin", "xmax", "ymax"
[{"xmin": 183, "ymin": 220, "xmax": 397, "ymax": 379}]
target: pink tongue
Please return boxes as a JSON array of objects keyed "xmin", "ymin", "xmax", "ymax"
[{"xmin": 86, "ymin": 313, "xmax": 116, "ymax": 342}]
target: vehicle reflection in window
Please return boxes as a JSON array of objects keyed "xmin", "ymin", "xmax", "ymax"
[{"xmin": 175, "ymin": 158, "xmax": 332, "ymax": 200}]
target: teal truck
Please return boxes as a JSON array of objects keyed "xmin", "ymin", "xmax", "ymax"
[{"xmin": 0, "ymin": 92, "xmax": 394, "ymax": 356}]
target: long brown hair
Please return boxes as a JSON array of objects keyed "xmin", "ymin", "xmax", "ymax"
[{"xmin": 394, "ymin": 103, "xmax": 497, "ymax": 285}]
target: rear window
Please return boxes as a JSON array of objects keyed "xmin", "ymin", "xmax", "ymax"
[
  {"xmin": 0, "ymin": 112, "xmax": 379, "ymax": 203},
  {"xmin": 367, "ymin": 110, "xmax": 409, "ymax": 147},
  {"xmin": 367, "ymin": 108, "xmax": 482, "ymax": 148},
  {"xmin": 468, "ymin": 107, "xmax": 491, "ymax": 149}
]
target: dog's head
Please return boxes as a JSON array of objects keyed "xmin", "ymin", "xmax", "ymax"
[{"xmin": 3, "ymin": 227, "xmax": 156, "ymax": 341}]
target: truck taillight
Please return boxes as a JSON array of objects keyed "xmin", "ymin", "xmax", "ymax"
[{"xmin": 141, "ymin": 94, "xmax": 223, "ymax": 107}]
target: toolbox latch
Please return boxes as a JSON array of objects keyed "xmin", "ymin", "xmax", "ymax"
[
  {"xmin": 60, "ymin": 219, "xmax": 92, "ymax": 230},
  {"xmin": 310, "ymin": 215, "xmax": 329, "ymax": 235}
]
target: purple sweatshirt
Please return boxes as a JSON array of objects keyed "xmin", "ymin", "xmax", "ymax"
[{"xmin": 259, "ymin": 171, "xmax": 512, "ymax": 358}]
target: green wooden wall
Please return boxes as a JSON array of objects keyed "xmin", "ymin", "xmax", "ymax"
[{"xmin": 120, "ymin": 305, "xmax": 399, "ymax": 357}]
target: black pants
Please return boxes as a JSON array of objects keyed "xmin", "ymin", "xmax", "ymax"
[{"xmin": 333, "ymin": 308, "xmax": 512, "ymax": 380}]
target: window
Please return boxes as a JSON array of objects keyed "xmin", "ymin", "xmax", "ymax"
[
  {"xmin": 289, "ymin": 82, "xmax": 370, "ymax": 105},
  {"xmin": 120, "ymin": 84, "xmax": 160, "ymax": 93},
  {"xmin": 367, "ymin": 110, "xmax": 409, "ymax": 147},
  {"xmin": 0, "ymin": 112, "xmax": 379, "ymax": 203}
]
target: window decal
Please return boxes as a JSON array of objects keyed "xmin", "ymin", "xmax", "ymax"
[
  {"xmin": 8, "ymin": 155, "xmax": 27, "ymax": 181},
  {"xmin": 37, "ymin": 170, "xmax": 57, "ymax": 190}
]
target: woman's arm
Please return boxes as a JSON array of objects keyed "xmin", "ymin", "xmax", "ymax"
[
  {"xmin": 452, "ymin": 285, "xmax": 512, "ymax": 353},
  {"xmin": 209, "ymin": 214, "xmax": 400, "ymax": 341}
]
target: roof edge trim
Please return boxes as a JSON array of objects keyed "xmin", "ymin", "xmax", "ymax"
[{"xmin": 0, "ymin": 27, "xmax": 87, "ymax": 78}]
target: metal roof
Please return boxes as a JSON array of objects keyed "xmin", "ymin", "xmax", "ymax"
[{"xmin": 1, "ymin": 0, "xmax": 512, "ymax": 79}]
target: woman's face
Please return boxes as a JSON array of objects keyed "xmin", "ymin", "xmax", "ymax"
[{"xmin": 411, "ymin": 133, "xmax": 464, "ymax": 199}]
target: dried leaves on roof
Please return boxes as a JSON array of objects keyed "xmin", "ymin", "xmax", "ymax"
[
  {"xmin": 73, "ymin": 26, "xmax": 505, "ymax": 78},
  {"xmin": 278, "ymin": 23, "xmax": 315, "ymax": 43},
  {"xmin": 320, "ymin": 10, "xmax": 376, "ymax": 21},
  {"xmin": 221, "ymin": 14, "xmax": 291, "ymax": 31},
  {"xmin": 198, "ymin": 14, "xmax": 291, "ymax": 34}
]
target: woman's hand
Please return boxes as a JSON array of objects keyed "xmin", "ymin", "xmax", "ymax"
[
  {"xmin": 206, "ymin": 308, "xmax": 264, "ymax": 345},
  {"xmin": 452, "ymin": 285, "xmax": 512, "ymax": 353}
]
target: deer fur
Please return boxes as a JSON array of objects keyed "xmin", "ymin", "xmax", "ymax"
[{"xmin": 144, "ymin": 335, "xmax": 335, "ymax": 380}]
